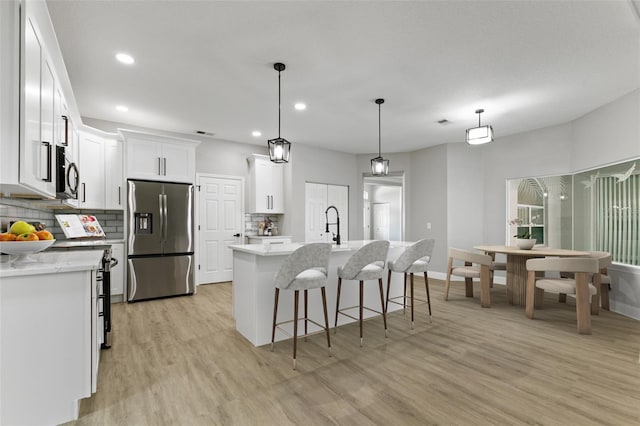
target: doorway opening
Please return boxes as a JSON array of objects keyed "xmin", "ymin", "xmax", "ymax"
[{"xmin": 363, "ymin": 173, "xmax": 404, "ymax": 241}]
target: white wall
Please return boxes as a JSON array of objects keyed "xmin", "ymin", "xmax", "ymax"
[
  {"xmin": 407, "ymin": 145, "xmax": 448, "ymax": 272},
  {"xmin": 570, "ymin": 89, "xmax": 640, "ymax": 172},
  {"xmin": 285, "ymin": 144, "xmax": 359, "ymax": 242}
]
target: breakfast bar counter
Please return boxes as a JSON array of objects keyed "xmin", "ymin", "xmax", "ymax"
[{"xmin": 229, "ymin": 240, "xmax": 415, "ymax": 346}]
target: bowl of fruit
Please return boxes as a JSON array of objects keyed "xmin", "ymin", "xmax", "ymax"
[{"xmin": 0, "ymin": 221, "xmax": 55, "ymax": 261}]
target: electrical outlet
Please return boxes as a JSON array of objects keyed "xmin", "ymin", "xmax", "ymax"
[{"xmin": 427, "ymin": 222, "xmax": 432, "ymax": 230}]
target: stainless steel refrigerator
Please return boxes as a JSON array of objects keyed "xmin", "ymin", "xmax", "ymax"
[{"xmin": 127, "ymin": 180, "xmax": 195, "ymax": 302}]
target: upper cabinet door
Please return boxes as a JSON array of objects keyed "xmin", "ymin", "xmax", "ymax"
[
  {"xmin": 19, "ymin": 16, "xmax": 55, "ymax": 197},
  {"xmin": 126, "ymin": 138, "xmax": 164, "ymax": 180},
  {"xmin": 161, "ymin": 142, "xmax": 195, "ymax": 183},
  {"xmin": 247, "ymin": 154, "xmax": 285, "ymax": 214},
  {"xmin": 78, "ymin": 131, "xmax": 105, "ymax": 209},
  {"xmin": 104, "ymin": 138, "xmax": 123, "ymax": 210}
]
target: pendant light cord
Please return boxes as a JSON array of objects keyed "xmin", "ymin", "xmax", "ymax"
[
  {"xmin": 378, "ymin": 102, "xmax": 382, "ymax": 156},
  {"xmin": 278, "ymin": 70, "xmax": 281, "ymax": 138}
]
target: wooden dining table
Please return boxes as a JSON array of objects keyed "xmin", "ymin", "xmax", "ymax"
[{"xmin": 474, "ymin": 245, "xmax": 590, "ymax": 306}]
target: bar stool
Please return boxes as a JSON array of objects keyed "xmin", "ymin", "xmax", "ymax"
[
  {"xmin": 271, "ymin": 242, "xmax": 332, "ymax": 369},
  {"xmin": 334, "ymin": 240, "xmax": 390, "ymax": 346},
  {"xmin": 386, "ymin": 238, "xmax": 435, "ymax": 329}
]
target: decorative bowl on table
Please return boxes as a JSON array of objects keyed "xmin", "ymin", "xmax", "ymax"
[
  {"xmin": 515, "ymin": 238, "xmax": 536, "ymax": 250},
  {"xmin": 0, "ymin": 239, "xmax": 56, "ymax": 262}
]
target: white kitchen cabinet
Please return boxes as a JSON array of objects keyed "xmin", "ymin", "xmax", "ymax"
[
  {"xmin": 18, "ymin": 8, "xmax": 56, "ymax": 197},
  {"xmin": 0, "ymin": 250, "xmax": 103, "ymax": 425},
  {"xmin": 110, "ymin": 242, "xmax": 125, "ymax": 297},
  {"xmin": 104, "ymin": 138, "xmax": 124, "ymax": 209},
  {"xmin": 78, "ymin": 131, "xmax": 105, "ymax": 209},
  {"xmin": 0, "ymin": 0, "xmax": 80, "ymax": 199},
  {"xmin": 121, "ymin": 129, "xmax": 199, "ymax": 183},
  {"xmin": 77, "ymin": 129, "xmax": 123, "ymax": 210},
  {"xmin": 247, "ymin": 154, "xmax": 284, "ymax": 214}
]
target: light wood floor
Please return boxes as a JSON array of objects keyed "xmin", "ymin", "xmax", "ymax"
[{"xmin": 66, "ymin": 279, "xmax": 640, "ymax": 426}]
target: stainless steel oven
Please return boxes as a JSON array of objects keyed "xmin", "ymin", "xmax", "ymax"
[{"xmin": 47, "ymin": 241, "xmax": 117, "ymax": 349}]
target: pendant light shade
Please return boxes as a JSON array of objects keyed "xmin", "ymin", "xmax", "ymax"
[
  {"xmin": 371, "ymin": 98, "xmax": 389, "ymax": 176},
  {"xmin": 267, "ymin": 62, "xmax": 291, "ymax": 163},
  {"xmin": 466, "ymin": 108, "xmax": 494, "ymax": 145}
]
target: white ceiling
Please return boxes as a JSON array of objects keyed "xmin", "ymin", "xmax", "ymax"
[{"xmin": 46, "ymin": 0, "xmax": 640, "ymax": 155}]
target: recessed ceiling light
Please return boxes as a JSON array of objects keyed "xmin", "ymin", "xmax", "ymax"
[
  {"xmin": 115, "ymin": 105, "xmax": 128, "ymax": 112},
  {"xmin": 294, "ymin": 103, "xmax": 306, "ymax": 111},
  {"xmin": 115, "ymin": 53, "xmax": 135, "ymax": 65},
  {"xmin": 252, "ymin": 130, "xmax": 262, "ymax": 137}
]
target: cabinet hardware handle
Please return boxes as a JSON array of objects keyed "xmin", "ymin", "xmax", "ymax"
[
  {"xmin": 118, "ymin": 186, "xmax": 121, "ymax": 205},
  {"xmin": 82, "ymin": 182, "xmax": 86, "ymax": 203},
  {"xmin": 158, "ymin": 157, "xmax": 162, "ymax": 175},
  {"xmin": 41, "ymin": 141, "xmax": 52, "ymax": 182},
  {"xmin": 163, "ymin": 157, "xmax": 167, "ymax": 176},
  {"xmin": 62, "ymin": 115, "xmax": 69, "ymax": 146},
  {"xmin": 233, "ymin": 233, "xmax": 241, "ymax": 237}
]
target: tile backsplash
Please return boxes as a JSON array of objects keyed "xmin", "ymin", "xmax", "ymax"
[
  {"xmin": 0, "ymin": 197, "xmax": 124, "ymax": 240},
  {"xmin": 245, "ymin": 213, "xmax": 282, "ymax": 236}
]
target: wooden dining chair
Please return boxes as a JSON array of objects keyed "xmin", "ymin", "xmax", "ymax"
[
  {"xmin": 558, "ymin": 251, "xmax": 612, "ymax": 314},
  {"xmin": 444, "ymin": 248, "xmax": 493, "ymax": 307},
  {"xmin": 525, "ymin": 257, "xmax": 600, "ymax": 334}
]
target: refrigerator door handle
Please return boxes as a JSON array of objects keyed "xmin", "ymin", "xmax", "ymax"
[
  {"xmin": 163, "ymin": 194, "xmax": 168, "ymax": 240},
  {"xmin": 159, "ymin": 193, "xmax": 164, "ymax": 241}
]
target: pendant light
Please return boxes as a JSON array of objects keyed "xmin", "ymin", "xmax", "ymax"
[
  {"xmin": 465, "ymin": 108, "xmax": 494, "ymax": 145},
  {"xmin": 267, "ymin": 62, "xmax": 291, "ymax": 163},
  {"xmin": 371, "ymin": 98, "xmax": 389, "ymax": 176}
]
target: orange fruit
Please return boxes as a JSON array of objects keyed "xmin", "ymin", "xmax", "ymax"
[
  {"xmin": 16, "ymin": 233, "xmax": 39, "ymax": 241},
  {"xmin": 0, "ymin": 233, "xmax": 17, "ymax": 241},
  {"xmin": 34, "ymin": 230, "xmax": 54, "ymax": 240}
]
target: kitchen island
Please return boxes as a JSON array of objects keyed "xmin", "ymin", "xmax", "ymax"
[
  {"xmin": 0, "ymin": 250, "xmax": 103, "ymax": 425},
  {"xmin": 230, "ymin": 240, "xmax": 415, "ymax": 346}
]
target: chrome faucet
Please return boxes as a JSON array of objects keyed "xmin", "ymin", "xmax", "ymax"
[{"xmin": 324, "ymin": 205, "xmax": 341, "ymax": 245}]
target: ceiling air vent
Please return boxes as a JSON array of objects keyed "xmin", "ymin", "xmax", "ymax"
[
  {"xmin": 195, "ymin": 130, "xmax": 215, "ymax": 137},
  {"xmin": 437, "ymin": 119, "xmax": 450, "ymax": 125}
]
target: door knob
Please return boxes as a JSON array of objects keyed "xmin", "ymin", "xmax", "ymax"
[{"xmin": 233, "ymin": 233, "xmax": 241, "ymax": 237}]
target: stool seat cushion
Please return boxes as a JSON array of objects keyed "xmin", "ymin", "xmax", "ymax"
[
  {"xmin": 338, "ymin": 261, "xmax": 385, "ymax": 281},
  {"xmin": 388, "ymin": 257, "xmax": 431, "ymax": 273},
  {"xmin": 535, "ymin": 278, "xmax": 597, "ymax": 296},
  {"xmin": 451, "ymin": 266, "xmax": 481, "ymax": 278},
  {"xmin": 404, "ymin": 259, "xmax": 430, "ymax": 274},
  {"xmin": 284, "ymin": 268, "xmax": 329, "ymax": 290}
]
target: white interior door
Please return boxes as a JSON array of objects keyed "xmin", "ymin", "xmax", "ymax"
[
  {"xmin": 373, "ymin": 203, "xmax": 390, "ymax": 240},
  {"xmin": 198, "ymin": 175, "xmax": 243, "ymax": 284},
  {"xmin": 305, "ymin": 182, "xmax": 327, "ymax": 242}
]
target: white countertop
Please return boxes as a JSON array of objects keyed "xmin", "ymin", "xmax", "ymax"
[
  {"xmin": 246, "ymin": 235, "xmax": 292, "ymax": 239},
  {"xmin": 229, "ymin": 240, "xmax": 414, "ymax": 256},
  {"xmin": 49, "ymin": 238, "xmax": 125, "ymax": 250},
  {"xmin": 0, "ymin": 250, "xmax": 103, "ymax": 278}
]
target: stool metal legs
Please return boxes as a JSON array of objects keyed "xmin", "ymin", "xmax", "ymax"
[
  {"xmin": 386, "ymin": 271, "xmax": 432, "ymax": 329},
  {"xmin": 271, "ymin": 287, "xmax": 331, "ymax": 370},
  {"xmin": 335, "ymin": 277, "xmax": 388, "ymax": 346}
]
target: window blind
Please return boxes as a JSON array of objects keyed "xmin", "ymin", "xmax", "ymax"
[{"xmin": 595, "ymin": 175, "xmax": 639, "ymax": 265}]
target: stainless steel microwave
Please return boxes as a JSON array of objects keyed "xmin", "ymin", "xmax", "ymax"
[{"xmin": 56, "ymin": 145, "xmax": 79, "ymax": 199}]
